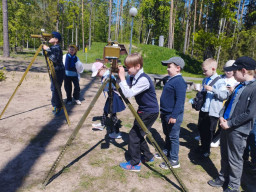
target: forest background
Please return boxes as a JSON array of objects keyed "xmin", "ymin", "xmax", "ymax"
[{"xmin": 0, "ymin": 0, "xmax": 256, "ymax": 70}]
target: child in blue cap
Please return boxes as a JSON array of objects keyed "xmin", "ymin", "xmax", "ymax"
[{"xmin": 43, "ymin": 31, "xmax": 65, "ymax": 115}]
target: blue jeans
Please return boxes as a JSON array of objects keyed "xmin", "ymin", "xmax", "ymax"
[
  {"xmin": 161, "ymin": 113, "xmax": 183, "ymax": 161},
  {"xmin": 243, "ymin": 120, "xmax": 256, "ymax": 164}
]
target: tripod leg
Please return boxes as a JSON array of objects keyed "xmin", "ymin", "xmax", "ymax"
[
  {"xmin": 114, "ymin": 81, "xmax": 188, "ymax": 192},
  {"xmin": 45, "ymin": 55, "xmax": 70, "ymax": 125},
  {"xmin": 0, "ymin": 44, "xmax": 43, "ymax": 119},
  {"xmin": 42, "ymin": 79, "xmax": 109, "ymax": 186}
]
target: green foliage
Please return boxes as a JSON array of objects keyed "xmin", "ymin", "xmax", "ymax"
[{"xmin": 0, "ymin": 70, "xmax": 6, "ymax": 81}]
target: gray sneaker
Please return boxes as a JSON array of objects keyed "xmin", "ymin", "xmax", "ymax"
[
  {"xmin": 159, "ymin": 160, "xmax": 180, "ymax": 169},
  {"xmin": 155, "ymin": 149, "xmax": 168, "ymax": 159}
]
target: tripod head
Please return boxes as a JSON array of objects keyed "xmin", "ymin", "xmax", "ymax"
[{"xmin": 31, "ymin": 33, "xmax": 52, "ymax": 44}]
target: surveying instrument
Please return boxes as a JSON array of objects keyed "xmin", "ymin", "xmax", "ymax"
[
  {"xmin": 42, "ymin": 43, "xmax": 188, "ymax": 191},
  {"xmin": 0, "ymin": 32, "xmax": 70, "ymax": 125}
]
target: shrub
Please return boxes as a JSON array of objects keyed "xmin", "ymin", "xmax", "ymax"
[{"xmin": 0, "ymin": 70, "xmax": 6, "ymax": 81}]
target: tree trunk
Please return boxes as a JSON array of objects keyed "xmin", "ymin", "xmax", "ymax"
[
  {"xmin": 115, "ymin": 0, "xmax": 119, "ymax": 41},
  {"xmin": 198, "ymin": 0, "xmax": 203, "ymax": 27},
  {"xmin": 120, "ymin": 0, "xmax": 123, "ymax": 42},
  {"xmin": 56, "ymin": 0, "xmax": 60, "ymax": 31},
  {"xmin": 62, "ymin": 22, "xmax": 64, "ymax": 49},
  {"xmin": 76, "ymin": 24, "xmax": 78, "ymax": 46},
  {"xmin": 205, "ymin": 4, "xmax": 208, "ymax": 32},
  {"xmin": 183, "ymin": 0, "xmax": 191, "ymax": 54},
  {"xmin": 108, "ymin": 0, "xmax": 112, "ymax": 41},
  {"xmin": 72, "ymin": 19, "xmax": 74, "ymax": 43},
  {"xmin": 2, "ymin": 0, "xmax": 10, "ymax": 57},
  {"xmin": 172, "ymin": 3, "xmax": 177, "ymax": 48},
  {"xmin": 231, "ymin": 0, "xmax": 241, "ymax": 48},
  {"xmin": 191, "ymin": 0, "xmax": 197, "ymax": 56},
  {"xmin": 89, "ymin": 3, "xmax": 92, "ymax": 50},
  {"xmin": 139, "ymin": 17, "xmax": 143, "ymax": 44},
  {"xmin": 168, "ymin": 0, "xmax": 173, "ymax": 49},
  {"xmin": 235, "ymin": 0, "xmax": 245, "ymax": 48},
  {"xmin": 82, "ymin": 0, "xmax": 85, "ymax": 53}
]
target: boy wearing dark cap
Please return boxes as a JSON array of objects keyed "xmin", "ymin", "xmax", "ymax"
[
  {"xmin": 43, "ymin": 32, "xmax": 65, "ymax": 115},
  {"xmin": 156, "ymin": 56, "xmax": 187, "ymax": 169},
  {"xmin": 208, "ymin": 56, "xmax": 256, "ymax": 192}
]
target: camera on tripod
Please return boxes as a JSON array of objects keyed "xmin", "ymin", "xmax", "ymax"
[
  {"xmin": 104, "ymin": 42, "xmax": 121, "ymax": 73},
  {"xmin": 31, "ymin": 33, "xmax": 52, "ymax": 43}
]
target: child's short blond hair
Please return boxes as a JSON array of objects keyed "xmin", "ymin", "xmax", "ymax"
[
  {"xmin": 124, "ymin": 53, "xmax": 143, "ymax": 68},
  {"xmin": 202, "ymin": 58, "xmax": 218, "ymax": 69}
]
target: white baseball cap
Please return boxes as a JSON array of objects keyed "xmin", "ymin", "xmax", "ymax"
[{"xmin": 91, "ymin": 62, "xmax": 104, "ymax": 77}]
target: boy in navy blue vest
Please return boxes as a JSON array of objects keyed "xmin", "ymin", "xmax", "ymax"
[
  {"xmin": 43, "ymin": 32, "xmax": 65, "ymax": 115},
  {"xmin": 208, "ymin": 56, "xmax": 256, "ymax": 192},
  {"xmin": 63, "ymin": 45, "xmax": 84, "ymax": 105},
  {"xmin": 118, "ymin": 53, "xmax": 159, "ymax": 171},
  {"xmin": 155, "ymin": 57, "xmax": 187, "ymax": 169}
]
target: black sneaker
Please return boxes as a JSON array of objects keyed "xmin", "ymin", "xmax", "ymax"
[
  {"xmin": 223, "ymin": 186, "xmax": 240, "ymax": 192},
  {"xmin": 208, "ymin": 177, "xmax": 224, "ymax": 187},
  {"xmin": 159, "ymin": 160, "xmax": 180, "ymax": 169}
]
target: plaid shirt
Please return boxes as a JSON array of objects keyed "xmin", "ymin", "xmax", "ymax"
[{"xmin": 46, "ymin": 44, "xmax": 64, "ymax": 70}]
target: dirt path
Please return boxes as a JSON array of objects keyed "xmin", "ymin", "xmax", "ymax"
[{"xmin": 0, "ymin": 58, "xmax": 254, "ymax": 192}]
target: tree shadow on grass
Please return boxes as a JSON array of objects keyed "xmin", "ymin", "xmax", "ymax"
[{"xmin": 0, "ymin": 76, "xmax": 96, "ymax": 192}]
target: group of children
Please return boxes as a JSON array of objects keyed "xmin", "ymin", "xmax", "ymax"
[
  {"xmin": 91, "ymin": 53, "xmax": 256, "ymax": 192},
  {"xmin": 193, "ymin": 56, "xmax": 256, "ymax": 192},
  {"xmin": 45, "ymin": 31, "xmax": 256, "ymax": 192},
  {"xmin": 43, "ymin": 32, "xmax": 83, "ymax": 116}
]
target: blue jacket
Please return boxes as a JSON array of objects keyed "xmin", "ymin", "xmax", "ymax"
[{"xmin": 160, "ymin": 75, "xmax": 187, "ymax": 120}]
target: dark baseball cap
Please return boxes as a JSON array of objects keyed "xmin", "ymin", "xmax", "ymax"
[
  {"xmin": 224, "ymin": 56, "xmax": 256, "ymax": 71},
  {"xmin": 52, "ymin": 31, "xmax": 62, "ymax": 41},
  {"xmin": 161, "ymin": 56, "xmax": 185, "ymax": 69}
]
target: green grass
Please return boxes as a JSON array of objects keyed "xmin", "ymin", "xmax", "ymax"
[{"xmin": 76, "ymin": 42, "xmax": 203, "ymax": 77}]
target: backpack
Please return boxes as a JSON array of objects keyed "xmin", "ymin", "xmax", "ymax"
[{"xmin": 192, "ymin": 76, "xmax": 221, "ymax": 111}]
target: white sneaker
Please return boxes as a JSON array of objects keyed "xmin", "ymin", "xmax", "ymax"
[
  {"xmin": 109, "ymin": 132, "xmax": 122, "ymax": 139},
  {"xmin": 92, "ymin": 123, "xmax": 105, "ymax": 131},
  {"xmin": 75, "ymin": 100, "xmax": 81, "ymax": 105},
  {"xmin": 194, "ymin": 135, "xmax": 201, "ymax": 141},
  {"xmin": 211, "ymin": 139, "xmax": 220, "ymax": 148}
]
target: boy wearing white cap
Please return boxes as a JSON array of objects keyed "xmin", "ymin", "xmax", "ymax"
[
  {"xmin": 91, "ymin": 62, "xmax": 125, "ymax": 139},
  {"xmin": 211, "ymin": 60, "xmax": 238, "ymax": 147}
]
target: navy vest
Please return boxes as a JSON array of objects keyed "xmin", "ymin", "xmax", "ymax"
[
  {"xmin": 134, "ymin": 73, "xmax": 159, "ymax": 113},
  {"xmin": 65, "ymin": 54, "xmax": 78, "ymax": 72}
]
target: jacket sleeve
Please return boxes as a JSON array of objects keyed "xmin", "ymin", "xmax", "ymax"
[
  {"xmin": 228, "ymin": 88, "xmax": 256, "ymax": 128},
  {"xmin": 211, "ymin": 79, "xmax": 229, "ymax": 100},
  {"xmin": 63, "ymin": 54, "xmax": 66, "ymax": 66}
]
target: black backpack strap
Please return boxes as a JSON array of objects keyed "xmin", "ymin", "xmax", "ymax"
[{"xmin": 209, "ymin": 76, "xmax": 221, "ymax": 87}]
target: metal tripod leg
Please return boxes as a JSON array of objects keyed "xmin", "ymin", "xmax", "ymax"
[
  {"xmin": 114, "ymin": 81, "xmax": 188, "ymax": 192},
  {"xmin": 43, "ymin": 51, "xmax": 70, "ymax": 125},
  {"xmin": 0, "ymin": 44, "xmax": 43, "ymax": 119},
  {"xmin": 42, "ymin": 79, "xmax": 109, "ymax": 186}
]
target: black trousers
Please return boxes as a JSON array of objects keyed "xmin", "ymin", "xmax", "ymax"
[
  {"xmin": 64, "ymin": 75, "xmax": 80, "ymax": 101},
  {"xmin": 51, "ymin": 69, "xmax": 65, "ymax": 108},
  {"xmin": 198, "ymin": 111, "xmax": 218, "ymax": 153},
  {"xmin": 128, "ymin": 112, "xmax": 158, "ymax": 166}
]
